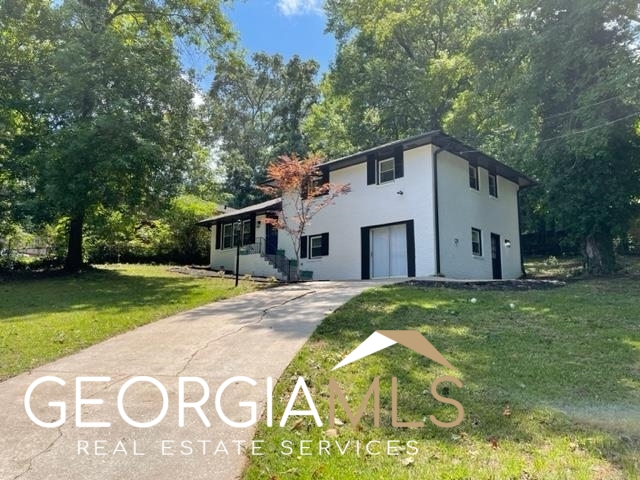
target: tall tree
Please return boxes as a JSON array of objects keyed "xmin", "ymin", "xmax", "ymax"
[
  {"xmin": 208, "ymin": 51, "xmax": 320, "ymax": 207},
  {"xmin": 0, "ymin": 0, "xmax": 57, "ymax": 237},
  {"xmin": 450, "ymin": 0, "xmax": 640, "ymax": 273},
  {"xmin": 305, "ymin": 0, "xmax": 484, "ymax": 153},
  {"xmin": 5, "ymin": 0, "xmax": 232, "ymax": 271}
]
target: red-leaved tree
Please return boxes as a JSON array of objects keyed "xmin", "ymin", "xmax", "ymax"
[{"xmin": 260, "ymin": 154, "xmax": 350, "ymax": 275}]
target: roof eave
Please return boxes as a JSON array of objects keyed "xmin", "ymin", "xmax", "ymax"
[{"xmin": 196, "ymin": 199, "xmax": 282, "ymax": 227}]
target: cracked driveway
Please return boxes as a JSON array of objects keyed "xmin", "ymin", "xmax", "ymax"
[{"xmin": 0, "ymin": 280, "xmax": 390, "ymax": 480}]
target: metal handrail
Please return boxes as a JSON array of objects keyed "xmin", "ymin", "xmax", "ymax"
[{"xmin": 242, "ymin": 237, "xmax": 293, "ymax": 281}]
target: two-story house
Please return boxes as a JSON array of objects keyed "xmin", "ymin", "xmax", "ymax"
[{"xmin": 198, "ymin": 131, "xmax": 535, "ymax": 281}]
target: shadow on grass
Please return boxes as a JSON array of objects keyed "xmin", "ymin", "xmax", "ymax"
[
  {"xmin": 0, "ymin": 266, "xmax": 243, "ymax": 322},
  {"xmin": 254, "ymin": 282, "xmax": 639, "ymax": 478}
]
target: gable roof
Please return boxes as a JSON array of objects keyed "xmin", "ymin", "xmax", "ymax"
[
  {"xmin": 322, "ymin": 130, "xmax": 536, "ymax": 188},
  {"xmin": 197, "ymin": 198, "xmax": 282, "ymax": 227}
]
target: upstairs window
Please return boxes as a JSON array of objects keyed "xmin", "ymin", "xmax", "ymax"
[
  {"xmin": 366, "ymin": 148, "xmax": 404, "ymax": 185},
  {"xmin": 471, "ymin": 228, "xmax": 483, "ymax": 256},
  {"xmin": 378, "ymin": 158, "xmax": 395, "ymax": 184},
  {"xmin": 488, "ymin": 172, "xmax": 498, "ymax": 197},
  {"xmin": 469, "ymin": 165, "xmax": 479, "ymax": 190}
]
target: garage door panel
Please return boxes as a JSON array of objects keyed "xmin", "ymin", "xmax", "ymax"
[
  {"xmin": 389, "ymin": 224, "xmax": 407, "ymax": 276},
  {"xmin": 371, "ymin": 223, "xmax": 407, "ymax": 278}
]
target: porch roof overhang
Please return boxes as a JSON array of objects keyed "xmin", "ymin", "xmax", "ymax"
[
  {"xmin": 321, "ymin": 130, "xmax": 537, "ymax": 188},
  {"xmin": 197, "ymin": 198, "xmax": 282, "ymax": 228}
]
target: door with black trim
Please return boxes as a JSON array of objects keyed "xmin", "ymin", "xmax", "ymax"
[
  {"xmin": 491, "ymin": 233, "xmax": 502, "ymax": 280},
  {"xmin": 370, "ymin": 224, "xmax": 407, "ymax": 278},
  {"xmin": 265, "ymin": 223, "xmax": 278, "ymax": 255}
]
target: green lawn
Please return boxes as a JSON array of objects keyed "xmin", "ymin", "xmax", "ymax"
[
  {"xmin": 0, "ymin": 264, "xmax": 257, "ymax": 380},
  {"xmin": 245, "ymin": 272, "xmax": 640, "ymax": 479}
]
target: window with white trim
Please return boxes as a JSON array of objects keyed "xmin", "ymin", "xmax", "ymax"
[
  {"xmin": 309, "ymin": 235, "xmax": 323, "ymax": 258},
  {"xmin": 378, "ymin": 158, "xmax": 395, "ymax": 184},
  {"xmin": 471, "ymin": 228, "xmax": 482, "ymax": 256},
  {"xmin": 222, "ymin": 223, "xmax": 234, "ymax": 249},
  {"xmin": 469, "ymin": 165, "xmax": 479, "ymax": 190},
  {"xmin": 242, "ymin": 219, "xmax": 252, "ymax": 246}
]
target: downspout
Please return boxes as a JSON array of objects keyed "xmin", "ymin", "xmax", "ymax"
[{"xmin": 433, "ymin": 147, "xmax": 443, "ymax": 276}]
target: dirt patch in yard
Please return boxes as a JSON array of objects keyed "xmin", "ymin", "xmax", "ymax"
[
  {"xmin": 404, "ymin": 278, "xmax": 566, "ymax": 291},
  {"xmin": 168, "ymin": 265, "xmax": 281, "ymax": 283}
]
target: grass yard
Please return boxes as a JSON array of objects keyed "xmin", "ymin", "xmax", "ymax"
[
  {"xmin": 0, "ymin": 264, "xmax": 258, "ymax": 380},
  {"xmin": 245, "ymin": 270, "xmax": 640, "ymax": 479}
]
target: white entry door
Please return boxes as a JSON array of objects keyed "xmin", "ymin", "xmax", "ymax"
[{"xmin": 370, "ymin": 224, "xmax": 407, "ymax": 278}]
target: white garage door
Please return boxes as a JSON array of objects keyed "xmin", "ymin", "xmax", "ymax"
[{"xmin": 370, "ymin": 224, "xmax": 407, "ymax": 278}]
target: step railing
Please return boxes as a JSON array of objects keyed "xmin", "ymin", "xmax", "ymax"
[{"xmin": 241, "ymin": 237, "xmax": 295, "ymax": 281}]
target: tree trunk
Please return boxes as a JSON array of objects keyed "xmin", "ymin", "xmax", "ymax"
[
  {"xmin": 64, "ymin": 213, "xmax": 85, "ymax": 272},
  {"xmin": 582, "ymin": 233, "xmax": 616, "ymax": 275}
]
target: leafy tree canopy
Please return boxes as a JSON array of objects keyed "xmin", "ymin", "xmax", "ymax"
[
  {"xmin": 1, "ymin": 0, "xmax": 232, "ymax": 271},
  {"xmin": 208, "ymin": 51, "xmax": 320, "ymax": 208}
]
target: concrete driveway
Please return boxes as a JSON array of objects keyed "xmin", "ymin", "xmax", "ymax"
[{"xmin": 0, "ymin": 280, "xmax": 391, "ymax": 480}]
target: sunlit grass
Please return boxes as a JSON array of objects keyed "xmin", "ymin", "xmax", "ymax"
[
  {"xmin": 245, "ymin": 273, "xmax": 640, "ymax": 479},
  {"xmin": 0, "ymin": 264, "xmax": 258, "ymax": 380}
]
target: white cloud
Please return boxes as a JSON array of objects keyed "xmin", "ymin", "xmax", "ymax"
[{"xmin": 277, "ymin": 0, "xmax": 323, "ymax": 16}]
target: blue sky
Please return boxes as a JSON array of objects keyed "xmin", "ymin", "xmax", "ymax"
[
  {"xmin": 182, "ymin": 0, "xmax": 336, "ymax": 89},
  {"xmin": 227, "ymin": 0, "xmax": 335, "ymax": 71}
]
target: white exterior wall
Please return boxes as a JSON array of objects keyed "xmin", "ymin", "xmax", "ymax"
[
  {"xmin": 280, "ymin": 145, "xmax": 438, "ymax": 280},
  {"xmin": 209, "ymin": 224, "xmax": 234, "ymax": 270},
  {"xmin": 207, "ymin": 144, "xmax": 524, "ymax": 281},
  {"xmin": 437, "ymin": 150, "xmax": 523, "ymax": 279},
  {"xmin": 209, "ymin": 214, "xmax": 283, "ymax": 278}
]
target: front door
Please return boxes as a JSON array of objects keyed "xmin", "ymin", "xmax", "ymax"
[
  {"xmin": 370, "ymin": 224, "xmax": 407, "ymax": 278},
  {"xmin": 265, "ymin": 223, "xmax": 278, "ymax": 255},
  {"xmin": 491, "ymin": 233, "xmax": 502, "ymax": 280}
]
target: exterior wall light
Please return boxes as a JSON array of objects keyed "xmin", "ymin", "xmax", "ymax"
[{"xmin": 504, "ymin": 239, "xmax": 512, "ymax": 248}]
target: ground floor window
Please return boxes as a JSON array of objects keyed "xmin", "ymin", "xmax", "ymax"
[
  {"xmin": 222, "ymin": 223, "xmax": 234, "ymax": 249},
  {"xmin": 221, "ymin": 219, "xmax": 253, "ymax": 249},
  {"xmin": 471, "ymin": 227, "xmax": 483, "ymax": 256},
  {"xmin": 309, "ymin": 235, "xmax": 323, "ymax": 258},
  {"xmin": 242, "ymin": 219, "xmax": 252, "ymax": 246},
  {"xmin": 301, "ymin": 233, "xmax": 329, "ymax": 258}
]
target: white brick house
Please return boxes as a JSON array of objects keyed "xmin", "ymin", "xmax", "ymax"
[{"xmin": 198, "ymin": 131, "xmax": 535, "ymax": 281}]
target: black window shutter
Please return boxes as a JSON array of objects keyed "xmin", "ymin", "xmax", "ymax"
[
  {"xmin": 366, "ymin": 154, "xmax": 376, "ymax": 185},
  {"xmin": 394, "ymin": 146, "xmax": 404, "ymax": 178},
  {"xmin": 215, "ymin": 222, "xmax": 222, "ymax": 250},
  {"xmin": 300, "ymin": 235, "xmax": 308, "ymax": 258},
  {"xmin": 321, "ymin": 232, "xmax": 329, "ymax": 256},
  {"xmin": 321, "ymin": 168, "xmax": 329, "ymax": 185}
]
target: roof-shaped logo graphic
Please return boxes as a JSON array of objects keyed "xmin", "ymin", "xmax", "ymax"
[{"xmin": 332, "ymin": 330, "xmax": 455, "ymax": 371}]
